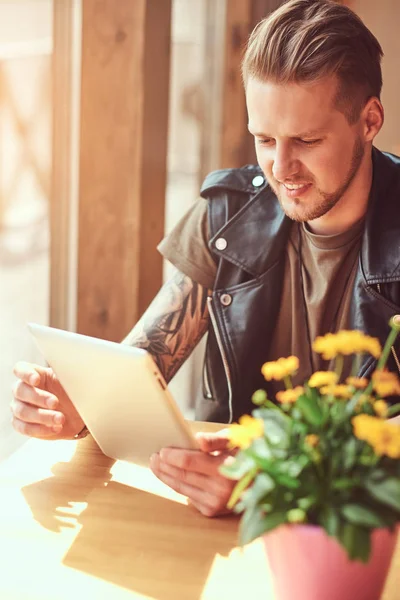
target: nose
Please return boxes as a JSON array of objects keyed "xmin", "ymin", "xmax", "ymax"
[{"xmin": 271, "ymin": 143, "xmax": 299, "ymax": 182}]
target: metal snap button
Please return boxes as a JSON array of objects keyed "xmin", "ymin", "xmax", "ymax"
[
  {"xmin": 252, "ymin": 175, "xmax": 264, "ymax": 187},
  {"xmin": 220, "ymin": 293, "xmax": 232, "ymax": 306},
  {"xmin": 215, "ymin": 237, "xmax": 228, "ymax": 251}
]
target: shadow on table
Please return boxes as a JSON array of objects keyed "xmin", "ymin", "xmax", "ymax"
[{"xmin": 22, "ymin": 437, "xmax": 238, "ymax": 600}]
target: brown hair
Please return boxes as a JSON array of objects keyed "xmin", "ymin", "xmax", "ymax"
[{"xmin": 242, "ymin": 0, "xmax": 383, "ymax": 123}]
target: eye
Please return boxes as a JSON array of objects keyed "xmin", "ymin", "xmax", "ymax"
[
  {"xmin": 256, "ymin": 138, "xmax": 275, "ymax": 146},
  {"xmin": 300, "ymin": 139, "xmax": 321, "ymax": 146}
]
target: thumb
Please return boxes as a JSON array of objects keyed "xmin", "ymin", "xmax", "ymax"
[{"xmin": 195, "ymin": 428, "xmax": 231, "ymax": 453}]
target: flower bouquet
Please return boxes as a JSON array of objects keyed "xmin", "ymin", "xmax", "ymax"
[{"xmin": 220, "ymin": 317, "xmax": 400, "ymax": 600}]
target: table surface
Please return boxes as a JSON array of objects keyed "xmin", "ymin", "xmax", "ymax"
[{"xmin": 0, "ymin": 421, "xmax": 398, "ymax": 600}]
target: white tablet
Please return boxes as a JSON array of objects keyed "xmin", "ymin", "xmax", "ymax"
[{"xmin": 27, "ymin": 323, "xmax": 198, "ymax": 465}]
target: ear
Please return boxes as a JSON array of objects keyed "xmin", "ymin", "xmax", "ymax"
[{"xmin": 362, "ymin": 97, "xmax": 384, "ymax": 142}]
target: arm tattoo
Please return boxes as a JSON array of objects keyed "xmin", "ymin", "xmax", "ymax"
[{"xmin": 122, "ymin": 269, "xmax": 210, "ymax": 382}]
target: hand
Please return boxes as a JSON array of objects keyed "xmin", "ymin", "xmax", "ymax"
[
  {"xmin": 11, "ymin": 361, "xmax": 84, "ymax": 440},
  {"xmin": 149, "ymin": 430, "xmax": 236, "ymax": 517}
]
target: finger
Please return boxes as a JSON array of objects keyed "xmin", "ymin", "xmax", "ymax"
[
  {"xmin": 150, "ymin": 460, "xmax": 231, "ymax": 516},
  {"xmin": 12, "ymin": 380, "xmax": 59, "ymax": 409},
  {"xmin": 12, "ymin": 416, "xmax": 63, "ymax": 439},
  {"xmin": 188, "ymin": 498, "xmax": 233, "ymax": 518},
  {"xmin": 150, "ymin": 453, "xmax": 231, "ymax": 497},
  {"xmin": 11, "ymin": 398, "xmax": 64, "ymax": 431},
  {"xmin": 195, "ymin": 429, "xmax": 231, "ymax": 453},
  {"xmin": 13, "ymin": 362, "xmax": 50, "ymax": 387},
  {"xmin": 159, "ymin": 447, "xmax": 225, "ymax": 476}
]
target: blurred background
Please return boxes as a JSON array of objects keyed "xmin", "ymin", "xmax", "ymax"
[{"xmin": 1, "ymin": 0, "xmax": 399, "ymax": 460}]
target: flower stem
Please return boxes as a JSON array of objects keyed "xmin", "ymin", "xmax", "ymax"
[
  {"xmin": 376, "ymin": 319, "xmax": 400, "ymax": 370},
  {"xmin": 335, "ymin": 354, "xmax": 344, "ymax": 382},
  {"xmin": 283, "ymin": 375, "xmax": 293, "ymax": 390},
  {"xmin": 350, "ymin": 353, "xmax": 362, "ymax": 377}
]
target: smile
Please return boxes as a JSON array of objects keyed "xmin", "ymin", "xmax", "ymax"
[
  {"xmin": 284, "ymin": 183, "xmax": 310, "ymax": 190},
  {"xmin": 281, "ymin": 182, "xmax": 312, "ymax": 198}
]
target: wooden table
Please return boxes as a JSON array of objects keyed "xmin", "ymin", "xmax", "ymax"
[{"xmin": 0, "ymin": 422, "xmax": 398, "ymax": 600}]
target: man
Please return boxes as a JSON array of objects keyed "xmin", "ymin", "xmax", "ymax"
[{"xmin": 11, "ymin": 0, "xmax": 400, "ymax": 517}]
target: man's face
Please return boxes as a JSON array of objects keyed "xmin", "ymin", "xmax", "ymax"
[{"xmin": 246, "ymin": 76, "xmax": 366, "ymax": 223}]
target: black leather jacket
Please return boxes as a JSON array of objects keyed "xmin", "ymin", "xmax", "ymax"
[{"xmin": 195, "ymin": 147, "xmax": 400, "ymax": 423}]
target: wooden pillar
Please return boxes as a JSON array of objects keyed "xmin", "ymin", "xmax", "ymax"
[
  {"xmin": 220, "ymin": 0, "xmax": 283, "ymax": 169},
  {"xmin": 220, "ymin": 0, "xmax": 252, "ymax": 169},
  {"xmin": 77, "ymin": 0, "xmax": 172, "ymax": 341}
]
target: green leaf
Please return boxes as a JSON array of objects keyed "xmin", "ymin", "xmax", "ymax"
[
  {"xmin": 275, "ymin": 472, "xmax": 300, "ymax": 489},
  {"xmin": 296, "ymin": 393, "xmax": 324, "ymax": 427},
  {"xmin": 340, "ymin": 504, "xmax": 386, "ymax": 528},
  {"xmin": 279, "ymin": 454, "xmax": 310, "ymax": 479},
  {"xmin": 338, "ymin": 523, "xmax": 371, "ymax": 563},
  {"xmin": 246, "ymin": 436, "xmax": 273, "ymax": 460},
  {"xmin": 227, "ymin": 467, "xmax": 258, "ymax": 510},
  {"xmin": 239, "ymin": 507, "xmax": 286, "ymax": 546},
  {"xmin": 253, "ymin": 409, "xmax": 290, "ymax": 446},
  {"xmin": 319, "ymin": 401, "xmax": 331, "ymax": 426},
  {"xmin": 219, "ymin": 451, "xmax": 256, "ymax": 480},
  {"xmin": 291, "ymin": 420, "xmax": 308, "ymax": 436},
  {"xmin": 320, "ymin": 505, "xmax": 340, "ymax": 537},
  {"xmin": 342, "ymin": 437, "xmax": 358, "ymax": 471},
  {"xmin": 297, "ymin": 495, "xmax": 318, "ymax": 511},
  {"xmin": 344, "ymin": 391, "xmax": 363, "ymax": 416},
  {"xmin": 387, "ymin": 403, "xmax": 400, "ymax": 417},
  {"xmin": 332, "ymin": 477, "xmax": 360, "ymax": 490},
  {"xmin": 365, "ymin": 476, "xmax": 400, "ymax": 511},
  {"xmin": 240, "ymin": 472, "xmax": 275, "ymax": 509},
  {"xmin": 330, "ymin": 402, "xmax": 347, "ymax": 423}
]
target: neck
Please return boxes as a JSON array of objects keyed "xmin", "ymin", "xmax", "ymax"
[{"xmin": 307, "ymin": 150, "xmax": 373, "ymax": 236}]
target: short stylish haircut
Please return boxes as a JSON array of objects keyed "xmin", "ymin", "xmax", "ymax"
[{"xmin": 242, "ymin": 0, "xmax": 383, "ymax": 123}]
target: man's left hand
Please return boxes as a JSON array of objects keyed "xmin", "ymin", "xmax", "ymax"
[{"xmin": 149, "ymin": 431, "xmax": 236, "ymax": 517}]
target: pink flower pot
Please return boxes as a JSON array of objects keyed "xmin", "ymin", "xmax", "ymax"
[{"xmin": 262, "ymin": 524, "xmax": 398, "ymax": 600}]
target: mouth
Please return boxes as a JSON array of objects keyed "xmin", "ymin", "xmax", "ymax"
[{"xmin": 281, "ymin": 182, "xmax": 312, "ymax": 198}]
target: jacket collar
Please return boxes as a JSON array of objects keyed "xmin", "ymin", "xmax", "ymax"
[
  {"xmin": 208, "ymin": 183, "xmax": 292, "ymax": 278},
  {"xmin": 361, "ymin": 147, "xmax": 400, "ymax": 284},
  {"xmin": 209, "ymin": 148, "xmax": 400, "ymax": 282}
]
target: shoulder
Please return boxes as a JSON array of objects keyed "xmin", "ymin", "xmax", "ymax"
[
  {"xmin": 200, "ymin": 164, "xmax": 266, "ymax": 198},
  {"xmin": 373, "ymin": 148, "xmax": 400, "ymax": 190}
]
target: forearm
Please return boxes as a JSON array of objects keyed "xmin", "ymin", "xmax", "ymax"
[{"xmin": 122, "ymin": 269, "xmax": 210, "ymax": 382}]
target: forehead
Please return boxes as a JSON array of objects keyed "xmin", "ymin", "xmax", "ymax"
[{"xmin": 246, "ymin": 76, "xmax": 346, "ymax": 135}]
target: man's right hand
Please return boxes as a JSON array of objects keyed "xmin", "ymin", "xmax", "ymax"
[{"xmin": 11, "ymin": 362, "xmax": 84, "ymax": 440}]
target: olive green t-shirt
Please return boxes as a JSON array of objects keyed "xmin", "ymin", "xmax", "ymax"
[
  {"xmin": 158, "ymin": 198, "xmax": 365, "ymax": 394},
  {"xmin": 158, "ymin": 198, "xmax": 216, "ymax": 290}
]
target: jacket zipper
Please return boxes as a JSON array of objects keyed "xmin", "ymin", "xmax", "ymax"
[
  {"xmin": 203, "ymin": 359, "xmax": 213, "ymax": 399},
  {"xmin": 377, "ymin": 284, "xmax": 400, "ymax": 374},
  {"xmin": 207, "ymin": 296, "xmax": 233, "ymax": 423}
]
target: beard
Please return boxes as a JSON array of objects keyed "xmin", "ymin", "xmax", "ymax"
[{"xmin": 270, "ymin": 136, "xmax": 365, "ymax": 223}]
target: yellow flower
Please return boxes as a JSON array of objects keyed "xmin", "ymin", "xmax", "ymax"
[
  {"xmin": 352, "ymin": 415, "xmax": 400, "ymax": 459},
  {"xmin": 309, "ymin": 371, "xmax": 338, "ymax": 388},
  {"xmin": 372, "ymin": 370, "xmax": 400, "ymax": 397},
  {"xmin": 276, "ymin": 386, "xmax": 304, "ymax": 404},
  {"xmin": 261, "ymin": 356, "xmax": 299, "ymax": 381},
  {"xmin": 346, "ymin": 377, "xmax": 369, "ymax": 390},
  {"xmin": 228, "ymin": 415, "xmax": 264, "ymax": 449},
  {"xmin": 320, "ymin": 384, "xmax": 353, "ymax": 399},
  {"xmin": 305, "ymin": 434, "xmax": 319, "ymax": 447},
  {"xmin": 352, "ymin": 414, "xmax": 379, "ymax": 439},
  {"xmin": 374, "ymin": 400, "xmax": 389, "ymax": 418},
  {"xmin": 313, "ymin": 331, "xmax": 381, "ymax": 360},
  {"xmin": 372, "ymin": 424, "xmax": 400, "ymax": 458}
]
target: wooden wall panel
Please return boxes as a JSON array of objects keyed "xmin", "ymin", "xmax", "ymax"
[{"xmin": 77, "ymin": 0, "xmax": 171, "ymax": 341}]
